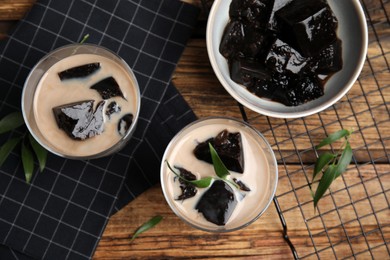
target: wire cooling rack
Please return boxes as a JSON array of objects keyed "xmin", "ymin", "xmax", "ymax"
[{"xmin": 201, "ymin": 0, "xmax": 389, "ymax": 258}]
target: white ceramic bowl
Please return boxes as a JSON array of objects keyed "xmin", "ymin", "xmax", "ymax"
[{"xmin": 207, "ymin": 0, "xmax": 368, "ymax": 118}]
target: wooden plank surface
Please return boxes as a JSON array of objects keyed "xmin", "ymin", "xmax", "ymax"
[
  {"xmin": 0, "ymin": 0, "xmax": 389, "ymax": 259},
  {"xmin": 94, "ymin": 165, "xmax": 390, "ymax": 259}
]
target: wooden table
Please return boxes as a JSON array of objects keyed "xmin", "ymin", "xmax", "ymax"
[{"xmin": 1, "ymin": 0, "xmax": 389, "ymax": 259}]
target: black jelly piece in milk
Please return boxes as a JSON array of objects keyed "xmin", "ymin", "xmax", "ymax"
[
  {"xmin": 194, "ymin": 130, "xmax": 244, "ymax": 173},
  {"xmin": 53, "ymin": 100, "xmax": 105, "ymax": 140},
  {"xmin": 175, "ymin": 167, "xmax": 197, "ymax": 201},
  {"xmin": 118, "ymin": 114, "xmax": 133, "ymax": 136},
  {"xmin": 233, "ymin": 178, "xmax": 251, "ymax": 192},
  {"xmin": 90, "ymin": 76, "xmax": 125, "ymax": 100},
  {"xmin": 195, "ymin": 180, "xmax": 238, "ymax": 226},
  {"xmin": 58, "ymin": 63, "xmax": 100, "ymax": 80},
  {"xmin": 106, "ymin": 101, "xmax": 121, "ymax": 119}
]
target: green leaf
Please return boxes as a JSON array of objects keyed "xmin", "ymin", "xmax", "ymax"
[
  {"xmin": 316, "ymin": 129, "xmax": 350, "ymax": 149},
  {"xmin": 224, "ymin": 178, "xmax": 240, "ymax": 190},
  {"xmin": 313, "ymin": 165, "xmax": 337, "ymax": 208},
  {"xmin": 21, "ymin": 142, "xmax": 34, "ymax": 184},
  {"xmin": 190, "ymin": 176, "xmax": 213, "ymax": 188},
  {"xmin": 165, "ymin": 160, "xmax": 212, "ymax": 188},
  {"xmin": 0, "ymin": 112, "xmax": 24, "ymax": 134},
  {"xmin": 335, "ymin": 142, "xmax": 353, "ymax": 178},
  {"xmin": 131, "ymin": 215, "xmax": 163, "ymax": 242},
  {"xmin": 313, "ymin": 152, "xmax": 336, "ymax": 181},
  {"xmin": 209, "ymin": 143, "xmax": 229, "ymax": 179},
  {"xmin": 0, "ymin": 137, "xmax": 22, "ymax": 167},
  {"xmin": 29, "ymin": 134, "xmax": 47, "ymax": 172},
  {"xmin": 79, "ymin": 34, "xmax": 90, "ymax": 44}
]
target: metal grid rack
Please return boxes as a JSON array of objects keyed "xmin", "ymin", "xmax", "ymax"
[{"xmin": 201, "ymin": 0, "xmax": 390, "ymax": 258}]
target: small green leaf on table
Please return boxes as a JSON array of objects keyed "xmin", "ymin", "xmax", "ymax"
[
  {"xmin": 312, "ymin": 129, "xmax": 354, "ymax": 209},
  {"xmin": 0, "ymin": 112, "xmax": 24, "ymax": 135},
  {"xmin": 0, "ymin": 137, "xmax": 22, "ymax": 167},
  {"xmin": 335, "ymin": 142, "xmax": 353, "ymax": 178},
  {"xmin": 316, "ymin": 129, "xmax": 350, "ymax": 149},
  {"xmin": 313, "ymin": 165, "xmax": 336, "ymax": 208},
  {"xmin": 21, "ymin": 142, "xmax": 34, "ymax": 184},
  {"xmin": 313, "ymin": 152, "xmax": 336, "ymax": 181},
  {"xmin": 131, "ymin": 215, "xmax": 163, "ymax": 242},
  {"xmin": 29, "ymin": 134, "xmax": 47, "ymax": 172}
]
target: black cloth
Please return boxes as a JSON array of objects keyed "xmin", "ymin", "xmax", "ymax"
[{"xmin": 0, "ymin": 0, "xmax": 199, "ymax": 259}]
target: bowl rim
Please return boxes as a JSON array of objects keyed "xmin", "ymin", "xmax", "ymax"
[
  {"xmin": 160, "ymin": 116, "xmax": 279, "ymax": 233},
  {"xmin": 206, "ymin": 0, "xmax": 368, "ymax": 118},
  {"xmin": 21, "ymin": 43, "xmax": 141, "ymax": 160}
]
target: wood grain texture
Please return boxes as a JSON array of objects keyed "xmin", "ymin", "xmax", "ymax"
[
  {"xmin": 94, "ymin": 185, "xmax": 292, "ymax": 259},
  {"xmin": 0, "ymin": 0, "xmax": 35, "ymax": 21},
  {"xmin": 94, "ymin": 165, "xmax": 390, "ymax": 259},
  {"xmin": 0, "ymin": 0, "xmax": 388, "ymax": 259}
]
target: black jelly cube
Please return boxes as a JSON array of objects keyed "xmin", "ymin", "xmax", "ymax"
[
  {"xmin": 85, "ymin": 101, "xmax": 105, "ymax": 137},
  {"xmin": 229, "ymin": 0, "xmax": 275, "ymax": 29},
  {"xmin": 265, "ymin": 39, "xmax": 289, "ymax": 73},
  {"xmin": 269, "ymin": 72, "xmax": 298, "ymax": 106},
  {"xmin": 241, "ymin": 28, "xmax": 276, "ymax": 60},
  {"xmin": 53, "ymin": 100, "xmax": 93, "ymax": 140},
  {"xmin": 276, "ymin": 0, "xmax": 338, "ymax": 56},
  {"xmin": 292, "ymin": 74, "xmax": 324, "ymax": 105},
  {"xmin": 117, "ymin": 114, "xmax": 133, "ymax": 136},
  {"xmin": 174, "ymin": 167, "xmax": 197, "ymax": 201},
  {"xmin": 268, "ymin": 0, "xmax": 293, "ymax": 30},
  {"xmin": 219, "ymin": 21, "xmax": 246, "ymax": 59},
  {"xmin": 58, "ymin": 63, "xmax": 100, "ymax": 80},
  {"xmin": 90, "ymin": 76, "xmax": 125, "ymax": 100},
  {"xmin": 229, "ymin": 59, "xmax": 269, "ymax": 87},
  {"xmin": 314, "ymin": 39, "xmax": 343, "ymax": 74},
  {"xmin": 265, "ymin": 38, "xmax": 308, "ymax": 75},
  {"xmin": 195, "ymin": 180, "xmax": 238, "ymax": 226},
  {"xmin": 230, "ymin": 60, "xmax": 250, "ymax": 86},
  {"xmin": 247, "ymin": 77, "xmax": 275, "ymax": 99},
  {"xmin": 233, "ymin": 178, "xmax": 251, "ymax": 191},
  {"xmin": 53, "ymin": 100, "xmax": 105, "ymax": 140},
  {"xmin": 266, "ymin": 73, "xmax": 323, "ymax": 107},
  {"xmin": 194, "ymin": 130, "xmax": 244, "ymax": 173},
  {"xmin": 106, "ymin": 101, "xmax": 121, "ymax": 119},
  {"xmin": 285, "ymin": 48, "xmax": 308, "ymax": 75}
]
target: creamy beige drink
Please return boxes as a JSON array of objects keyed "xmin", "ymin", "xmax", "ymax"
[
  {"xmin": 33, "ymin": 53, "xmax": 138, "ymax": 157},
  {"xmin": 161, "ymin": 118, "xmax": 278, "ymax": 231}
]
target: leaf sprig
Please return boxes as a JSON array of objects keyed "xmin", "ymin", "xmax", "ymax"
[
  {"xmin": 165, "ymin": 143, "xmax": 241, "ymax": 190},
  {"xmin": 311, "ymin": 129, "xmax": 353, "ymax": 209},
  {"xmin": 0, "ymin": 112, "xmax": 48, "ymax": 183},
  {"xmin": 130, "ymin": 215, "xmax": 163, "ymax": 242},
  {"xmin": 79, "ymin": 34, "xmax": 90, "ymax": 44}
]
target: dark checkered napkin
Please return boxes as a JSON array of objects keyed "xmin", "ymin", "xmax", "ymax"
[
  {"xmin": 114, "ymin": 82, "xmax": 196, "ymax": 211},
  {"xmin": 0, "ymin": 0, "xmax": 199, "ymax": 259}
]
